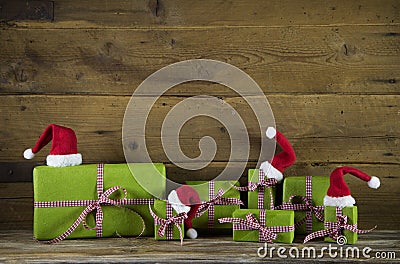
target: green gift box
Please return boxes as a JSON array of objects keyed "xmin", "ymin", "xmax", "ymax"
[
  {"xmin": 185, "ymin": 180, "xmax": 242, "ymax": 234},
  {"xmin": 33, "ymin": 163, "xmax": 166, "ymax": 240},
  {"xmin": 152, "ymin": 200, "xmax": 185, "ymax": 241},
  {"xmin": 324, "ymin": 206, "xmax": 358, "ymax": 244},
  {"xmin": 228, "ymin": 209, "xmax": 294, "ymax": 243},
  {"xmin": 282, "ymin": 176, "xmax": 330, "ymax": 234},
  {"xmin": 248, "ymin": 169, "xmax": 276, "ymax": 210}
]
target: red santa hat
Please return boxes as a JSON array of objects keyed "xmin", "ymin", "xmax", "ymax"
[
  {"xmin": 259, "ymin": 127, "xmax": 296, "ymax": 183},
  {"xmin": 324, "ymin": 166, "xmax": 380, "ymax": 208},
  {"xmin": 167, "ymin": 185, "xmax": 201, "ymax": 239},
  {"xmin": 23, "ymin": 124, "xmax": 82, "ymax": 167}
]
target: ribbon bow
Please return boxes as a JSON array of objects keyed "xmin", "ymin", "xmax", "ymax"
[
  {"xmin": 303, "ymin": 208, "xmax": 376, "ymax": 243},
  {"xmin": 196, "ymin": 189, "xmax": 244, "ymax": 217},
  {"xmin": 235, "ymin": 171, "xmax": 277, "ymax": 210},
  {"xmin": 235, "ymin": 178, "xmax": 277, "ymax": 192},
  {"xmin": 244, "ymin": 213, "xmax": 278, "ymax": 243},
  {"xmin": 149, "ymin": 205, "xmax": 187, "ymax": 245},
  {"xmin": 219, "ymin": 212, "xmax": 294, "ymax": 243},
  {"xmin": 276, "ymin": 195, "xmax": 324, "ymax": 228},
  {"xmin": 81, "ymin": 186, "xmax": 128, "ymax": 233}
]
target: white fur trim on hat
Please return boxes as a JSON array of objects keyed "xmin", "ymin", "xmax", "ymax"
[
  {"xmin": 260, "ymin": 161, "xmax": 283, "ymax": 182},
  {"xmin": 186, "ymin": 228, "xmax": 198, "ymax": 239},
  {"xmin": 368, "ymin": 176, "xmax": 380, "ymax": 189},
  {"xmin": 23, "ymin": 148, "xmax": 35, "ymax": 159},
  {"xmin": 323, "ymin": 195, "xmax": 356, "ymax": 208},
  {"xmin": 46, "ymin": 153, "xmax": 82, "ymax": 167},
  {"xmin": 266, "ymin": 127, "xmax": 277, "ymax": 139},
  {"xmin": 167, "ymin": 190, "xmax": 191, "ymax": 214}
]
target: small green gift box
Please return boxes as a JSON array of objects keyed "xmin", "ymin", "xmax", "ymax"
[
  {"xmin": 324, "ymin": 206, "xmax": 358, "ymax": 244},
  {"xmin": 33, "ymin": 163, "xmax": 166, "ymax": 241},
  {"xmin": 220, "ymin": 209, "xmax": 294, "ymax": 243},
  {"xmin": 185, "ymin": 180, "xmax": 242, "ymax": 234},
  {"xmin": 151, "ymin": 200, "xmax": 186, "ymax": 241},
  {"xmin": 281, "ymin": 176, "xmax": 329, "ymax": 234},
  {"xmin": 247, "ymin": 169, "xmax": 276, "ymax": 210},
  {"xmin": 303, "ymin": 206, "xmax": 376, "ymax": 244}
]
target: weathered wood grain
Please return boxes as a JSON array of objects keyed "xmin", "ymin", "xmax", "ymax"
[
  {"xmin": 0, "ymin": 0, "xmax": 54, "ymax": 22},
  {"xmin": 0, "ymin": 198, "xmax": 33, "ymax": 230},
  {"xmin": 0, "ymin": 95, "xmax": 398, "ymax": 163},
  {"xmin": 0, "ymin": 182, "xmax": 33, "ymax": 198},
  {"xmin": 1, "ymin": 0, "xmax": 399, "ymax": 235},
  {"xmin": 7, "ymin": 0, "xmax": 399, "ymax": 28},
  {"xmin": 0, "ymin": 230, "xmax": 398, "ymax": 263},
  {"xmin": 0, "ymin": 26, "xmax": 399, "ymax": 95}
]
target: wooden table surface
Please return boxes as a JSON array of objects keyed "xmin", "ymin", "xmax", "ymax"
[{"xmin": 0, "ymin": 230, "xmax": 398, "ymax": 263}]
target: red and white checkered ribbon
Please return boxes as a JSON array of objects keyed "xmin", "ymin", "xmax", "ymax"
[
  {"xmin": 149, "ymin": 202, "xmax": 187, "ymax": 245},
  {"xmin": 34, "ymin": 164, "xmax": 152, "ymax": 243},
  {"xmin": 303, "ymin": 207, "xmax": 376, "ymax": 243},
  {"xmin": 275, "ymin": 176, "xmax": 324, "ymax": 234},
  {"xmin": 195, "ymin": 181, "xmax": 243, "ymax": 229},
  {"xmin": 235, "ymin": 170, "xmax": 277, "ymax": 210},
  {"xmin": 219, "ymin": 210, "xmax": 294, "ymax": 243}
]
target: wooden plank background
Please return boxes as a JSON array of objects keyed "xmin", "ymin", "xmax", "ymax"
[{"xmin": 0, "ymin": 0, "xmax": 399, "ymax": 231}]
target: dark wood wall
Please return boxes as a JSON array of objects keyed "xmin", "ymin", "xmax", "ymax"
[{"xmin": 0, "ymin": 0, "xmax": 399, "ymax": 230}]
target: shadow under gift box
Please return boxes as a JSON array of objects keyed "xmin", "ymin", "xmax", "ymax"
[
  {"xmin": 282, "ymin": 176, "xmax": 330, "ymax": 234},
  {"xmin": 185, "ymin": 180, "xmax": 241, "ymax": 235},
  {"xmin": 33, "ymin": 164, "xmax": 166, "ymax": 240}
]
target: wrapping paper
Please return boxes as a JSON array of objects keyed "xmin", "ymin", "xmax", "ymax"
[
  {"xmin": 230, "ymin": 209, "xmax": 294, "ymax": 243},
  {"xmin": 33, "ymin": 163, "xmax": 166, "ymax": 240},
  {"xmin": 324, "ymin": 206, "xmax": 358, "ymax": 244},
  {"xmin": 247, "ymin": 169, "xmax": 276, "ymax": 210},
  {"xmin": 152, "ymin": 200, "xmax": 185, "ymax": 241},
  {"xmin": 185, "ymin": 180, "xmax": 241, "ymax": 234},
  {"xmin": 282, "ymin": 176, "xmax": 329, "ymax": 234}
]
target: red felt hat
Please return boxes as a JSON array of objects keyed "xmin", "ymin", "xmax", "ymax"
[
  {"xmin": 23, "ymin": 124, "xmax": 82, "ymax": 167},
  {"xmin": 324, "ymin": 166, "xmax": 380, "ymax": 207},
  {"xmin": 259, "ymin": 127, "xmax": 296, "ymax": 182},
  {"xmin": 168, "ymin": 185, "xmax": 201, "ymax": 239}
]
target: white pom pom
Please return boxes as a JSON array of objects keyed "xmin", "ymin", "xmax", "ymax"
[
  {"xmin": 266, "ymin": 127, "xmax": 277, "ymax": 139},
  {"xmin": 23, "ymin": 148, "xmax": 35, "ymax": 159},
  {"xmin": 368, "ymin": 176, "xmax": 380, "ymax": 189},
  {"xmin": 186, "ymin": 228, "xmax": 197, "ymax": 239}
]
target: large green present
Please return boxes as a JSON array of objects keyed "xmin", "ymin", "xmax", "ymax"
[
  {"xmin": 33, "ymin": 163, "xmax": 166, "ymax": 241},
  {"xmin": 247, "ymin": 169, "xmax": 277, "ymax": 210},
  {"xmin": 185, "ymin": 180, "xmax": 243, "ymax": 234},
  {"xmin": 150, "ymin": 200, "xmax": 186, "ymax": 242},
  {"xmin": 280, "ymin": 176, "xmax": 329, "ymax": 234},
  {"xmin": 219, "ymin": 209, "xmax": 294, "ymax": 243}
]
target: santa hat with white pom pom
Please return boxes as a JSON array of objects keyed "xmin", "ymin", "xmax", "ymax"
[
  {"xmin": 259, "ymin": 127, "xmax": 296, "ymax": 183},
  {"xmin": 168, "ymin": 185, "xmax": 201, "ymax": 239},
  {"xmin": 23, "ymin": 124, "xmax": 82, "ymax": 167},
  {"xmin": 324, "ymin": 166, "xmax": 380, "ymax": 208}
]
